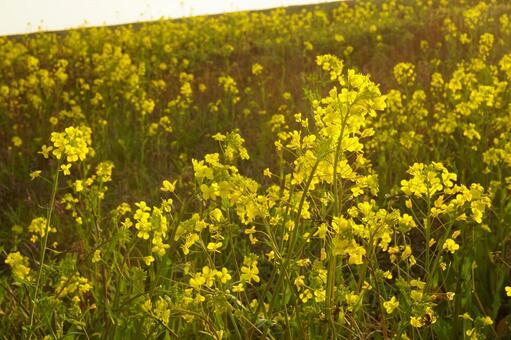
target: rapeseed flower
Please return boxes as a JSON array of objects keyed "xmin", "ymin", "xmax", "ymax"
[
  {"xmin": 443, "ymin": 238, "xmax": 460, "ymax": 253},
  {"xmin": 49, "ymin": 126, "xmax": 93, "ymax": 163},
  {"xmin": 28, "ymin": 217, "xmax": 55, "ymax": 242},
  {"xmin": 383, "ymin": 296, "xmax": 399, "ymax": 314},
  {"xmin": 5, "ymin": 252, "xmax": 31, "ymax": 281},
  {"xmin": 160, "ymin": 179, "xmax": 176, "ymax": 192}
]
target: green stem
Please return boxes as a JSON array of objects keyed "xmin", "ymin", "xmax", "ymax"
[
  {"xmin": 326, "ymin": 82, "xmax": 353, "ymax": 338},
  {"xmin": 425, "ymin": 192, "xmax": 432, "ymax": 282},
  {"xmin": 263, "ymin": 159, "xmax": 320, "ymax": 337},
  {"xmin": 29, "ymin": 164, "xmax": 60, "ymax": 335},
  {"xmin": 288, "ymin": 159, "xmax": 321, "ymax": 256}
]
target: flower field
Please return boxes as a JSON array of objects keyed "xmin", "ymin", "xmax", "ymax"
[{"xmin": 2, "ymin": 0, "xmax": 511, "ymax": 338}]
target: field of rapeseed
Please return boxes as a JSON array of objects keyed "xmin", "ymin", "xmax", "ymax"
[{"xmin": 2, "ymin": 0, "xmax": 511, "ymax": 338}]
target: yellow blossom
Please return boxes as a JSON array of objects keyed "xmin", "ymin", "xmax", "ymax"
[
  {"xmin": 160, "ymin": 180, "xmax": 176, "ymax": 192},
  {"xmin": 11, "ymin": 136, "xmax": 22, "ymax": 147},
  {"xmin": 60, "ymin": 163, "xmax": 72, "ymax": 175},
  {"xmin": 30, "ymin": 170, "xmax": 42, "ymax": 180},
  {"xmin": 143, "ymin": 256, "xmax": 155, "ymax": 266},
  {"xmin": 383, "ymin": 296, "xmax": 399, "ymax": 314},
  {"xmin": 207, "ymin": 242, "xmax": 223, "ymax": 253},
  {"xmin": 410, "ymin": 316, "xmax": 423, "ymax": 328},
  {"xmin": 5, "ymin": 252, "xmax": 31, "ymax": 281},
  {"xmin": 240, "ymin": 264, "xmax": 260, "ymax": 283},
  {"xmin": 92, "ymin": 250, "xmax": 102, "ymax": 263},
  {"xmin": 443, "ymin": 238, "xmax": 460, "ymax": 254},
  {"xmin": 216, "ymin": 267, "xmax": 231, "ymax": 283},
  {"xmin": 232, "ymin": 283, "xmax": 245, "ymax": 293}
]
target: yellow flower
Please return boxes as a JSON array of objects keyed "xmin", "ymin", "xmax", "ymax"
[
  {"xmin": 160, "ymin": 180, "xmax": 176, "ymax": 193},
  {"xmin": 11, "ymin": 136, "xmax": 22, "ymax": 147},
  {"xmin": 410, "ymin": 290, "xmax": 423, "ymax": 302},
  {"xmin": 345, "ymin": 292, "xmax": 360, "ymax": 309},
  {"xmin": 251, "ymin": 63, "xmax": 263, "ymax": 76},
  {"xmin": 410, "ymin": 279, "xmax": 426, "ymax": 290},
  {"xmin": 459, "ymin": 312, "xmax": 473, "ymax": 321},
  {"xmin": 28, "ymin": 217, "xmax": 56, "ymax": 242},
  {"xmin": 209, "ymin": 208, "xmax": 223, "ymax": 222},
  {"xmin": 96, "ymin": 161, "xmax": 114, "ymax": 182},
  {"xmin": 74, "ymin": 180, "xmax": 84, "ymax": 192},
  {"xmin": 294, "ymin": 275, "xmax": 305, "ymax": 289},
  {"xmin": 442, "ymin": 238, "xmax": 460, "ymax": 254},
  {"xmin": 266, "ymin": 250, "xmax": 275, "ymax": 261},
  {"xmin": 383, "ymin": 271, "xmax": 393, "ymax": 280},
  {"xmin": 189, "ymin": 273, "xmax": 206, "ymax": 290},
  {"xmin": 92, "ymin": 250, "xmax": 101, "ymax": 263},
  {"xmin": 50, "ymin": 126, "xmax": 93, "ymax": 163},
  {"xmin": 505, "ymin": 286, "xmax": 511, "ymax": 297},
  {"xmin": 347, "ymin": 243, "xmax": 366, "ymax": 265},
  {"xmin": 143, "ymin": 256, "xmax": 155, "ymax": 266},
  {"xmin": 244, "ymin": 226, "xmax": 258, "ymax": 244},
  {"xmin": 314, "ymin": 289, "xmax": 326, "ymax": 303},
  {"xmin": 401, "ymin": 245, "xmax": 412, "ymax": 259},
  {"xmin": 410, "ymin": 316, "xmax": 423, "ymax": 328},
  {"xmin": 232, "ymin": 283, "xmax": 245, "ymax": 293},
  {"xmin": 393, "ymin": 62, "xmax": 416, "ymax": 86},
  {"xmin": 466, "ymin": 328, "xmax": 477, "ymax": 339},
  {"xmin": 181, "ymin": 233, "xmax": 199, "ymax": 255},
  {"xmin": 154, "ymin": 297, "xmax": 171, "ymax": 324},
  {"xmin": 482, "ymin": 316, "xmax": 493, "ymax": 326},
  {"xmin": 214, "ymin": 330, "xmax": 224, "ymax": 340},
  {"xmin": 39, "ymin": 144, "xmax": 53, "ymax": 159},
  {"xmin": 405, "ymin": 199, "xmax": 413, "ymax": 209},
  {"xmin": 5, "ymin": 252, "xmax": 31, "ymax": 281},
  {"xmin": 207, "ymin": 242, "xmax": 223, "ymax": 253},
  {"xmin": 60, "ymin": 163, "xmax": 72, "ymax": 176},
  {"xmin": 142, "ymin": 299, "xmax": 152, "ymax": 313},
  {"xmin": 30, "ymin": 170, "xmax": 42, "ymax": 180},
  {"xmin": 192, "ymin": 159, "xmax": 213, "ymax": 180},
  {"xmin": 383, "ymin": 296, "xmax": 399, "ymax": 314},
  {"xmin": 240, "ymin": 264, "xmax": 260, "ymax": 283},
  {"xmin": 299, "ymin": 289, "xmax": 313, "ymax": 303},
  {"xmin": 216, "ymin": 267, "xmax": 231, "ymax": 283},
  {"xmin": 212, "ymin": 133, "xmax": 226, "ymax": 142}
]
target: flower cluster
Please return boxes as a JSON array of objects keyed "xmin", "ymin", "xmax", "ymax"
[{"xmin": 5, "ymin": 252, "xmax": 31, "ymax": 282}]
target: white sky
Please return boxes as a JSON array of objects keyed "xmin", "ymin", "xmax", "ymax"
[{"xmin": 0, "ymin": 0, "xmax": 337, "ymax": 36}]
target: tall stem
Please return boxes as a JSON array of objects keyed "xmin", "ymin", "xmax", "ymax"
[
  {"xmin": 326, "ymin": 90, "xmax": 353, "ymax": 338},
  {"xmin": 29, "ymin": 165, "xmax": 60, "ymax": 334},
  {"xmin": 425, "ymin": 189, "xmax": 432, "ymax": 282}
]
